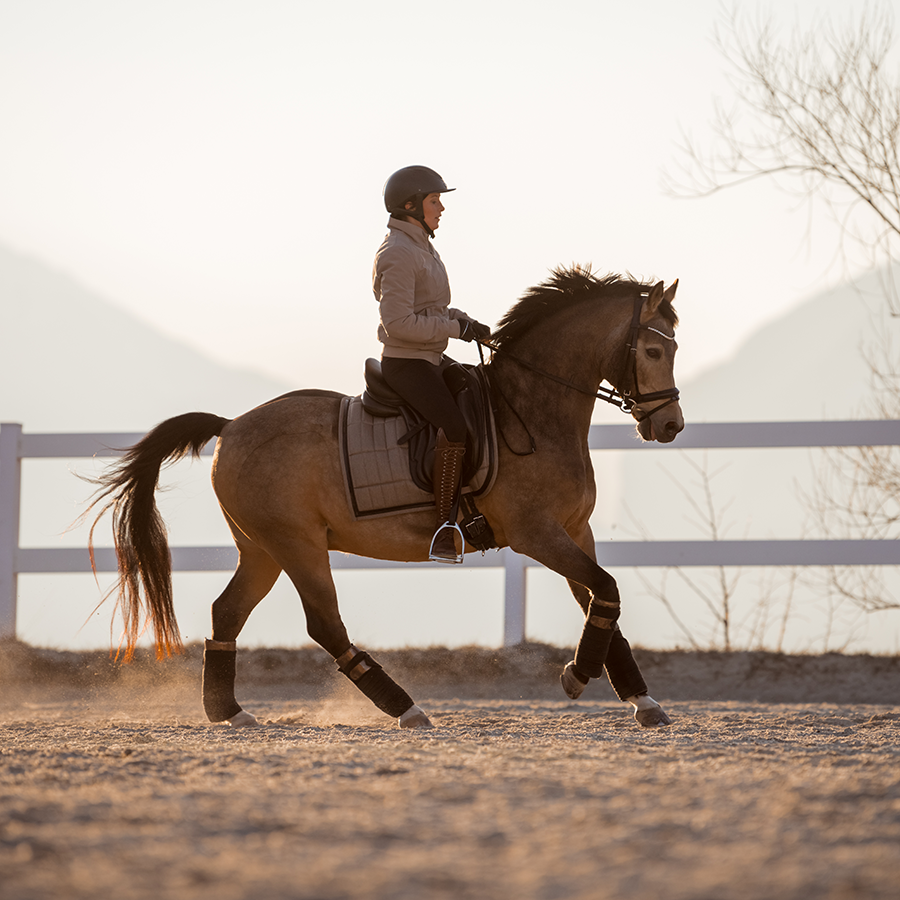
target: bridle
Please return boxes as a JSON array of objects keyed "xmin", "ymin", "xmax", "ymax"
[
  {"xmin": 616, "ymin": 288, "xmax": 681, "ymax": 420},
  {"xmin": 478, "ymin": 288, "xmax": 680, "ymax": 425}
]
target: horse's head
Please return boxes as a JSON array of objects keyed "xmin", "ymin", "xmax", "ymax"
[
  {"xmin": 628, "ymin": 279, "xmax": 684, "ymax": 444},
  {"xmin": 488, "ymin": 266, "xmax": 685, "ymax": 443}
]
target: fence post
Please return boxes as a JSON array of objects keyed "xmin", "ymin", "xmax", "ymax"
[
  {"xmin": 503, "ymin": 548, "xmax": 527, "ymax": 646},
  {"xmin": 0, "ymin": 423, "xmax": 23, "ymax": 639}
]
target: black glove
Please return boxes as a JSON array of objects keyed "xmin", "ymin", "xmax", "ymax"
[{"xmin": 458, "ymin": 318, "xmax": 491, "ymax": 342}]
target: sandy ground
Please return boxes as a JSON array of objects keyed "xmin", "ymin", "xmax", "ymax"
[{"xmin": 1, "ymin": 643, "xmax": 898, "ymax": 900}]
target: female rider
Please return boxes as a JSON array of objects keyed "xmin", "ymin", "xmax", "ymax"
[{"xmin": 373, "ymin": 165, "xmax": 491, "ymax": 562}]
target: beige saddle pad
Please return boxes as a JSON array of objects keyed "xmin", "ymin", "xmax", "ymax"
[{"xmin": 339, "ymin": 395, "xmax": 497, "ymax": 520}]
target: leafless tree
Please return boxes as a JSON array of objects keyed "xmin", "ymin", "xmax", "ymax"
[
  {"xmin": 667, "ymin": 4, "xmax": 900, "ymax": 304},
  {"xmin": 669, "ymin": 4, "xmax": 900, "ymax": 622},
  {"xmin": 627, "ymin": 453, "xmax": 798, "ymax": 651}
]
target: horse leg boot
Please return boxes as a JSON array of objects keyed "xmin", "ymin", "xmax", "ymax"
[
  {"xmin": 562, "ymin": 577, "xmax": 622, "ymax": 698},
  {"xmin": 603, "ymin": 627, "xmax": 671, "ymax": 727},
  {"xmin": 335, "ymin": 644, "xmax": 433, "ymax": 728},
  {"xmin": 561, "ymin": 625, "xmax": 671, "ymax": 727},
  {"xmin": 202, "ymin": 640, "xmax": 258, "ymax": 727},
  {"xmin": 429, "ymin": 428, "xmax": 467, "ymax": 563}
]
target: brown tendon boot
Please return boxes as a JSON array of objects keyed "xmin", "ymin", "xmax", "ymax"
[{"xmin": 430, "ymin": 428, "xmax": 467, "ymax": 563}]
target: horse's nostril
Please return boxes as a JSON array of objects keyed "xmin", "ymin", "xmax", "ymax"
[{"xmin": 665, "ymin": 421, "xmax": 678, "ymax": 436}]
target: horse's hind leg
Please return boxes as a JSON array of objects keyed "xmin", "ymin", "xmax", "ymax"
[
  {"xmin": 280, "ymin": 541, "xmax": 432, "ymax": 729},
  {"xmin": 202, "ymin": 539, "xmax": 282, "ymax": 726}
]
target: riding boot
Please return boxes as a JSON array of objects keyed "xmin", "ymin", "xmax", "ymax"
[{"xmin": 430, "ymin": 428, "xmax": 467, "ymax": 563}]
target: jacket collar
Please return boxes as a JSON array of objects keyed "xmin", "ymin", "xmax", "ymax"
[{"xmin": 388, "ymin": 216, "xmax": 432, "ymax": 249}]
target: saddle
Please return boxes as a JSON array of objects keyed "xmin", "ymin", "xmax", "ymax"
[
  {"xmin": 338, "ymin": 358, "xmax": 498, "ymax": 527},
  {"xmin": 361, "ymin": 358, "xmax": 490, "ymax": 489}
]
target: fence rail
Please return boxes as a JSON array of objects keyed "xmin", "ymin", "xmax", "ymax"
[{"xmin": 2, "ymin": 420, "xmax": 899, "ymax": 645}]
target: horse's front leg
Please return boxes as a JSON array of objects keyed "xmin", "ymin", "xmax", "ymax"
[
  {"xmin": 515, "ymin": 523, "xmax": 671, "ymax": 727},
  {"xmin": 563, "ymin": 576, "xmax": 670, "ymax": 727}
]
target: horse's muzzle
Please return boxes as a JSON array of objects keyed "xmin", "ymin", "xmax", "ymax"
[{"xmin": 638, "ymin": 403, "xmax": 684, "ymax": 443}]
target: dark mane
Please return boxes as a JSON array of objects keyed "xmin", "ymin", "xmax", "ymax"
[{"xmin": 490, "ymin": 265, "xmax": 678, "ymax": 351}]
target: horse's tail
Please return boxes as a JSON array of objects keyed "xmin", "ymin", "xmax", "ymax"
[{"xmin": 84, "ymin": 412, "xmax": 231, "ymax": 662}]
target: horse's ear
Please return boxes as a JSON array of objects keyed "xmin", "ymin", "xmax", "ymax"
[
  {"xmin": 641, "ymin": 281, "xmax": 666, "ymax": 322},
  {"xmin": 664, "ymin": 279, "xmax": 679, "ymax": 304}
]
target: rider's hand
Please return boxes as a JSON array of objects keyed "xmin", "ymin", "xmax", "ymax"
[{"xmin": 458, "ymin": 319, "xmax": 491, "ymax": 342}]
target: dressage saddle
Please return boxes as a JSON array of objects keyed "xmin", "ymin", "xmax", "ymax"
[{"xmin": 360, "ymin": 357, "xmax": 491, "ymax": 494}]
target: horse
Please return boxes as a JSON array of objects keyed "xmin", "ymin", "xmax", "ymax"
[{"xmin": 85, "ymin": 266, "xmax": 682, "ymax": 729}]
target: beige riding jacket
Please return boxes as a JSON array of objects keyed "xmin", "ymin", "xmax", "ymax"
[{"xmin": 373, "ymin": 217, "xmax": 466, "ymax": 364}]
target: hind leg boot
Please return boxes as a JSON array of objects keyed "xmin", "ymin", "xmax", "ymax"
[{"xmin": 202, "ymin": 640, "xmax": 250, "ymax": 724}]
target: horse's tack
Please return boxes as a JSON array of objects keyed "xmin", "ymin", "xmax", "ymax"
[
  {"xmin": 620, "ymin": 290, "xmax": 681, "ymax": 418},
  {"xmin": 478, "ymin": 289, "xmax": 680, "ymax": 422},
  {"xmin": 338, "ymin": 367, "xmax": 498, "ymax": 520},
  {"xmin": 84, "ymin": 266, "xmax": 680, "ymax": 735},
  {"xmin": 361, "ymin": 358, "xmax": 491, "ymax": 484}
]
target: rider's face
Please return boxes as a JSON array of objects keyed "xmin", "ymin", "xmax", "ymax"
[
  {"xmin": 421, "ymin": 193, "xmax": 444, "ymax": 232},
  {"xmin": 406, "ymin": 192, "xmax": 444, "ymax": 232}
]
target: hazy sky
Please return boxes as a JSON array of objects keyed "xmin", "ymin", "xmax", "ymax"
[{"xmin": 0, "ymin": 0, "xmax": 883, "ymax": 397}]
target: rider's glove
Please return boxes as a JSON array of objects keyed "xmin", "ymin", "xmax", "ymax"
[{"xmin": 458, "ymin": 319, "xmax": 491, "ymax": 342}]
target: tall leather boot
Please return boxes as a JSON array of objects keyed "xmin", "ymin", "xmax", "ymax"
[{"xmin": 429, "ymin": 428, "xmax": 467, "ymax": 563}]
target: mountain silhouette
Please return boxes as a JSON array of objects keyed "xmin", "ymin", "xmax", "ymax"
[
  {"xmin": 617, "ymin": 266, "xmax": 894, "ymax": 541},
  {"xmin": 0, "ymin": 243, "xmax": 291, "ymax": 431},
  {"xmin": 679, "ymin": 268, "xmax": 890, "ymax": 423}
]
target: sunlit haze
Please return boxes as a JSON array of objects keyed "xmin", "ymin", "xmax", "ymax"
[
  {"xmin": 3, "ymin": 0, "xmax": 897, "ymax": 655},
  {"xmin": 0, "ymin": 0, "xmax": 875, "ymax": 394}
]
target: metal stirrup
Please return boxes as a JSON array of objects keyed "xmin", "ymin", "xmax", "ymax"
[{"xmin": 429, "ymin": 521, "xmax": 466, "ymax": 564}]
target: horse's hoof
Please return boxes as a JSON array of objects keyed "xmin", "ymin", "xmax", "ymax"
[
  {"xmin": 560, "ymin": 661, "xmax": 588, "ymax": 700},
  {"xmin": 635, "ymin": 706, "xmax": 672, "ymax": 728},
  {"xmin": 398, "ymin": 705, "xmax": 434, "ymax": 729},
  {"xmin": 227, "ymin": 710, "xmax": 260, "ymax": 728}
]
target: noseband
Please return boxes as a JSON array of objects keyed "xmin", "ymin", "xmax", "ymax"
[{"xmin": 479, "ymin": 288, "xmax": 680, "ymax": 425}]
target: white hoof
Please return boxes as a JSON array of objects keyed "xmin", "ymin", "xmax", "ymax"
[
  {"xmin": 398, "ymin": 704, "xmax": 433, "ymax": 729},
  {"xmin": 560, "ymin": 661, "xmax": 588, "ymax": 700},
  {"xmin": 227, "ymin": 710, "xmax": 259, "ymax": 728}
]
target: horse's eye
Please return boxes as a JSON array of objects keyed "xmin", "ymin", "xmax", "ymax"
[{"xmin": 646, "ymin": 347, "xmax": 662, "ymax": 360}]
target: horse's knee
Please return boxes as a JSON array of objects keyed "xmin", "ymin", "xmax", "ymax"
[{"xmin": 592, "ymin": 569, "xmax": 620, "ymax": 605}]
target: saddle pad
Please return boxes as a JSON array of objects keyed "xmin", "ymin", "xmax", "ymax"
[{"xmin": 339, "ymin": 395, "xmax": 497, "ymax": 520}]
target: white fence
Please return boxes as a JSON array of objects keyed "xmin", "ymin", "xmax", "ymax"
[{"xmin": 2, "ymin": 420, "xmax": 899, "ymax": 646}]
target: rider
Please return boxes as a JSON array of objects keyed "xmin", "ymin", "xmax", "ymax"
[{"xmin": 373, "ymin": 165, "xmax": 491, "ymax": 562}]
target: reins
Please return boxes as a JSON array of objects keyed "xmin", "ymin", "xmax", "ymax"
[{"xmin": 476, "ymin": 289, "xmax": 680, "ymax": 454}]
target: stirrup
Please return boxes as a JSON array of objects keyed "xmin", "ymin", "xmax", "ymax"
[{"xmin": 429, "ymin": 521, "xmax": 466, "ymax": 564}]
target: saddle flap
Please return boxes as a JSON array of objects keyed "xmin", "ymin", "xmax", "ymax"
[{"xmin": 340, "ymin": 365, "xmax": 498, "ymax": 519}]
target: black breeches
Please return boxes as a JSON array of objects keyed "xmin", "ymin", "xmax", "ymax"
[{"xmin": 381, "ymin": 356, "xmax": 467, "ymax": 443}]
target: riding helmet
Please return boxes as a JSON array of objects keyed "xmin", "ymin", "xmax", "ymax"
[{"xmin": 383, "ymin": 165, "xmax": 455, "ymax": 214}]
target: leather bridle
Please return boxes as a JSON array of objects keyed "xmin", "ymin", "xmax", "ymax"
[
  {"xmin": 478, "ymin": 288, "xmax": 680, "ymax": 425},
  {"xmin": 617, "ymin": 288, "xmax": 681, "ymax": 421}
]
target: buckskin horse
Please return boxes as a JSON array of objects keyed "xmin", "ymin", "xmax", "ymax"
[{"xmin": 85, "ymin": 266, "xmax": 682, "ymax": 729}]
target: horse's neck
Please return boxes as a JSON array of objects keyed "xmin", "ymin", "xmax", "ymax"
[{"xmin": 491, "ymin": 312, "xmax": 624, "ymax": 444}]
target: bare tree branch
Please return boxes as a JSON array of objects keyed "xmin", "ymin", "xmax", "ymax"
[{"xmin": 665, "ymin": 4, "xmax": 900, "ymax": 309}]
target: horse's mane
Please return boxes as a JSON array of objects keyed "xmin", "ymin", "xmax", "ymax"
[{"xmin": 489, "ymin": 265, "xmax": 678, "ymax": 350}]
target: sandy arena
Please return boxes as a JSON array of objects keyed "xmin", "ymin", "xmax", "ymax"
[{"xmin": 1, "ymin": 643, "xmax": 898, "ymax": 900}]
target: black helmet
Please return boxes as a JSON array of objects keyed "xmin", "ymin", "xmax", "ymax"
[{"xmin": 383, "ymin": 165, "xmax": 455, "ymax": 215}]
